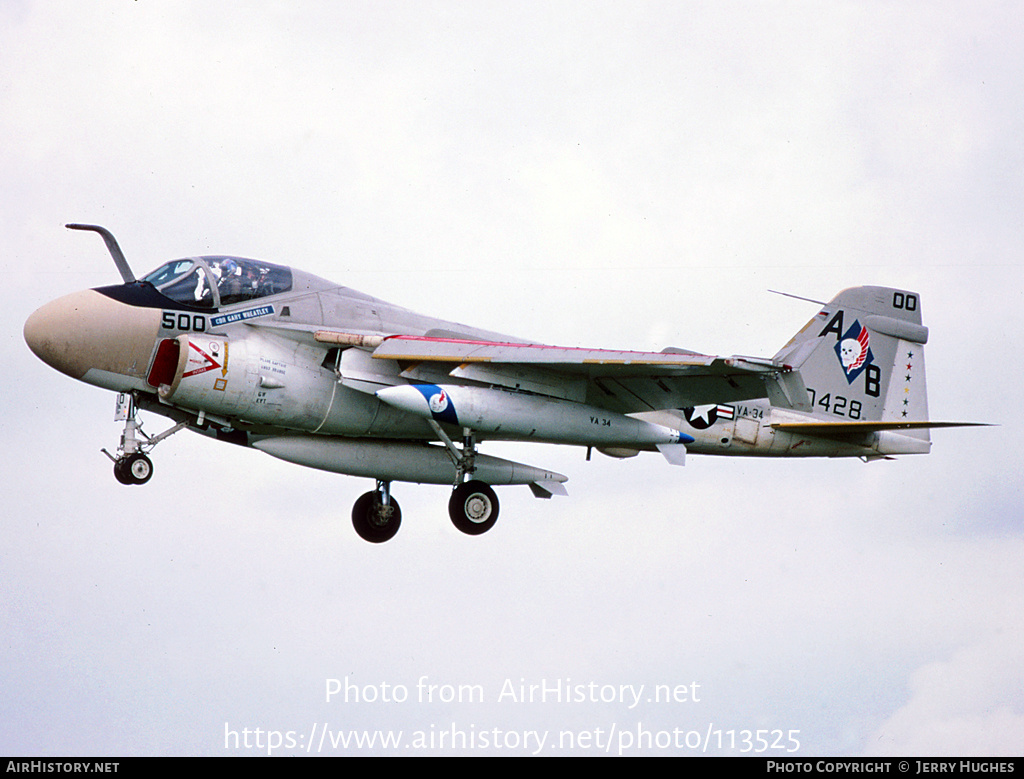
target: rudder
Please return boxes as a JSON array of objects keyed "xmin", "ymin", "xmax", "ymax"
[{"xmin": 773, "ymin": 286, "xmax": 930, "ymax": 436}]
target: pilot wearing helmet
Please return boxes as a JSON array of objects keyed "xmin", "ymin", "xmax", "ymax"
[{"xmin": 217, "ymin": 257, "xmax": 243, "ymax": 303}]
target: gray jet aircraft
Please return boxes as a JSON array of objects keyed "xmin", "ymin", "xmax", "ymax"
[{"xmin": 24, "ymin": 225, "xmax": 982, "ymax": 542}]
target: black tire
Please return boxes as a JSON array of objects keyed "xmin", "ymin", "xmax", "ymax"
[
  {"xmin": 351, "ymin": 491, "xmax": 402, "ymax": 543},
  {"xmin": 449, "ymin": 480, "xmax": 499, "ymax": 535},
  {"xmin": 113, "ymin": 459, "xmax": 132, "ymax": 485},
  {"xmin": 124, "ymin": 453, "xmax": 153, "ymax": 485}
]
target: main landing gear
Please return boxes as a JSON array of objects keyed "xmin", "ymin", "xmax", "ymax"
[
  {"xmin": 349, "ymin": 425, "xmax": 502, "ymax": 543},
  {"xmin": 352, "ymin": 480, "xmax": 402, "ymax": 543},
  {"xmin": 449, "ymin": 480, "xmax": 499, "ymax": 535},
  {"xmin": 103, "ymin": 392, "xmax": 187, "ymax": 486},
  {"xmin": 350, "ymin": 478, "xmax": 501, "ymax": 543}
]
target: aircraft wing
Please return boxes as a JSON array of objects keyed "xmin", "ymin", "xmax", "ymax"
[{"xmin": 319, "ymin": 332, "xmax": 787, "ymax": 414}]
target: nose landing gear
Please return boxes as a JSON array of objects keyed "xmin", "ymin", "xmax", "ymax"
[{"xmin": 103, "ymin": 392, "xmax": 187, "ymax": 486}]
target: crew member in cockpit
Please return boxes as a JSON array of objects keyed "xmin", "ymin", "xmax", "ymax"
[{"xmin": 217, "ymin": 258, "xmax": 243, "ymax": 303}]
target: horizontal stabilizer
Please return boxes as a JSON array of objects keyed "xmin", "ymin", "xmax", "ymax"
[{"xmin": 772, "ymin": 420, "xmax": 991, "ymax": 437}]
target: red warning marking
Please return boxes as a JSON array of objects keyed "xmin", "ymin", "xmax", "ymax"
[{"xmin": 182, "ymin": 341, "xmax": 223, "ymax": 378}]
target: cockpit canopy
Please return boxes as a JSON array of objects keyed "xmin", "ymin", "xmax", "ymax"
[{"xmin": 141, "ymin": 256, "xmax": 292, "ymax": 309}]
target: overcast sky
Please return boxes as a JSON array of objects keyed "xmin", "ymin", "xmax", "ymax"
[{"xmin": 2, "ymin": 1, "xmax": 1022, "ymax": 756}]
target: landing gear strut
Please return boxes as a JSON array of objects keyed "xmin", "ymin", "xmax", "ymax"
[
  {"xmin": 103, "ymin": 392, "xmax": 187, "ymax": 486},
  {"xmin": 352, "ymin": 480, "xmax": 402, "ymax": 543},
  {"xmin": 426, "ymin": 421, "xmax": 501, "ymax": 536},
  {"xmin": 347, "ymin": 425, "xmax": 504, "ymax": 542}
]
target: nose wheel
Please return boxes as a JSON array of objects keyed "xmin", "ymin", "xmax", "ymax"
[{"xmin": 113, "ymin": 452, "xmax": 154, "ymax": 485}]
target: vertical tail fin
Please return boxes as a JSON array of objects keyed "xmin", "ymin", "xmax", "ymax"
[{"xmin": 772, "ymin": 287, "xmax": 931, "ymax": 438}]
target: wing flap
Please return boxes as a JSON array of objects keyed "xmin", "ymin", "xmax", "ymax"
[{"xmin": 448, "ymin": 362, "xmax": 588, "ymax": 403}]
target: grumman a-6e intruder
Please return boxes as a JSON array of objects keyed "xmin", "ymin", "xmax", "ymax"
[{"xmin": 25, "ymin": 225, "xmax": 982, "ymax": 542}]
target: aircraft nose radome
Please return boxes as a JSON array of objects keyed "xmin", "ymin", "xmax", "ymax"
[{"xmin": 24, "ymin": 289, "xmax": 160, "ymax": 382}]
